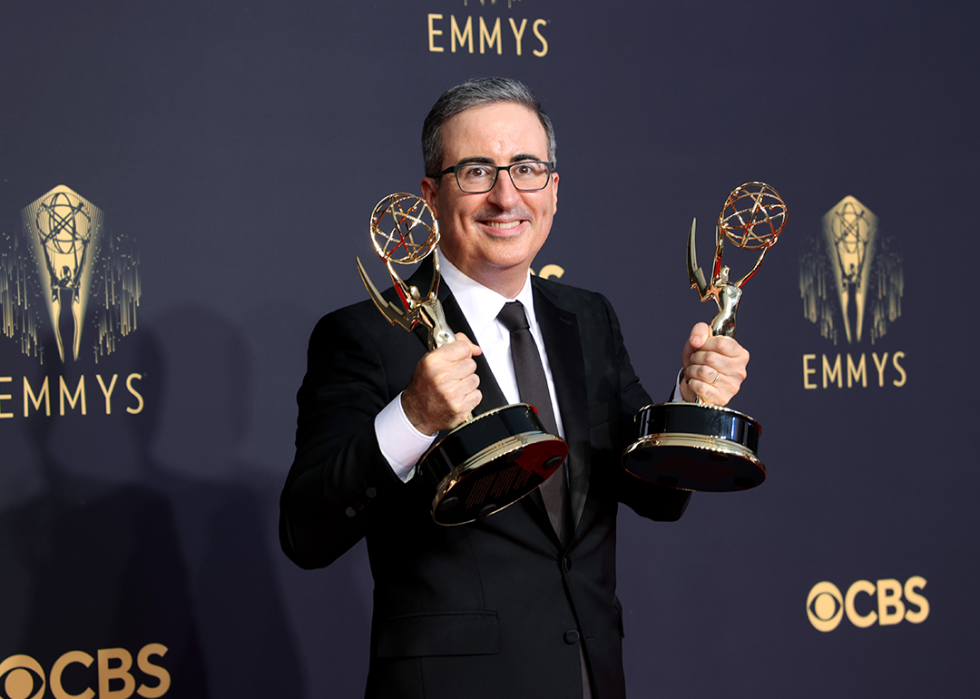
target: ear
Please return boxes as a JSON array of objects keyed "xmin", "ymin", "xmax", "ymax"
[
  {"xmin": 551, "ymin": 171, "xmax": 559, "ymax": 213},
  {"xmin": 420, "ymin": 177, "xmax": 440, "ymax": 219}
]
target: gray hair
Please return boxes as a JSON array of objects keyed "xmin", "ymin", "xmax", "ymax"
[{"xmin": 421, "ymin": 77, "xmax": 557, "ymax": 179}]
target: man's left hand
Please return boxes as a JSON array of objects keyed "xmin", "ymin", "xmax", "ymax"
[{"xmin": 679, "ymin": 322, "xmax": 749, "ymax": 406}]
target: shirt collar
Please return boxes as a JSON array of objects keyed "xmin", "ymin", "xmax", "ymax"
[{"xmin": 438, "ymin": 253, "xmax": 537, "ymax": 338}]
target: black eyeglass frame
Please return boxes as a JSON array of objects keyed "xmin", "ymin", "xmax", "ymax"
[{"xmin": 435, "ymin": 161, "xmax": 556, "ymax": 193}]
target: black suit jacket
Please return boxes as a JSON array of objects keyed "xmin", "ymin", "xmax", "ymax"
[{"xmin": 280, "ymin": 264, "xmax": 690, "ymax": 699}]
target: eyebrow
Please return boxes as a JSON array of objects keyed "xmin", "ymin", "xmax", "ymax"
[{"xmin": 455, "ymin": 153, "xmax": 544, "ymax": 166}]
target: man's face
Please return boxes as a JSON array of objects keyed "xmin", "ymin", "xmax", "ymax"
[{"xmin": 421, "ymin": 102, "xmax": 558, "ymax": 296}]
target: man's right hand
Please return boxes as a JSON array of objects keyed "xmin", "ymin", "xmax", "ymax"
[{"xmin": 401, "ymin": 332, "xmax": 483, "ymax": 435}]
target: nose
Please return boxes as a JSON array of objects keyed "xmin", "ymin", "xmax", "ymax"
[{"xmin": 486, "ymin": 168, "xmax": 521, "ymax": 209}]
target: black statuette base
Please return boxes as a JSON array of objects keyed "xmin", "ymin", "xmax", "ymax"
[
  {"xmin": 623, "ymin": 402, "xmax": 765, "ymax": 492},
  {"xmin": 419, "ymin": 404, "xmax": 568, "ymax": 525}
]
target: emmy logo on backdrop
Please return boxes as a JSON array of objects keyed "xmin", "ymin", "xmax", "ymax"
[
  {"xmin": 800, "ymin": 195, "xmax": 903, "ymax": 346},
  {"xmin": 356, "ymin": 193, "xmax": 568, "ymax": 525},
  {"xmin": 24, "ymin": 187, "xmax": 103, "ymax": 362},
  {"xmin": 2, "ymin": 185, "xmax": 140, "ymax": 364},
  {"xmin": 622, "ymin": 182, "xmax": 787, "ymax": 492}
]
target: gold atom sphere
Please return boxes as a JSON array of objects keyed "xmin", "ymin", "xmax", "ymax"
[
  {"xmin": 369, "ymin": 193, "xmax": 439, "ymax": 264},
  {"xmin": 718, "ymin": 182, "xmax": 787, "ymax": 251}
]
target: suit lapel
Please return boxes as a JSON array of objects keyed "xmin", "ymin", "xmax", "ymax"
[
  {"xmin": 439, "ymin": 268, "xmax": 563, "ymax": 539},
  {"xmin": 532, "ymin": 281, "xmax": 591, "ymax": 532},
  {"xmin": 404, "ymin": 260, "xmax": 582, "ymax": 540}
]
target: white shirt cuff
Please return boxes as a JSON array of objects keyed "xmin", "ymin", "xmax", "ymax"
[
  {"xmin": 375, "ymin": 392, "xmax": 438, "ymax": 483},
  {"xmin": 675, "ymin": 368, "xmax": 689, "ymax": 402}
]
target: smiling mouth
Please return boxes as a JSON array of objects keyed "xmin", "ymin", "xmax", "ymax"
[{"xmin": 484, "ymin": 220, "xmax": 522, "ymax": 230}]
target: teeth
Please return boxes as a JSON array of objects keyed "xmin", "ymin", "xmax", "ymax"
[{"xmin": 485, "ymin": 221, "xmax": 520, "ymax": 229}]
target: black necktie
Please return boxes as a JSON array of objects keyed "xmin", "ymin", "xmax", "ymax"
[
  {"xmin": 499, "ymin": 301, "xmax": 590, "ymax": 697},
  {"xmin": 497, "ymin": 301, "xmax": 570, "ymax": 545}
]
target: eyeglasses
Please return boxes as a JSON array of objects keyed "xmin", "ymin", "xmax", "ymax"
[{"xmin": 437, "ymin": 161, "xmax": 555, "ymax": 193}]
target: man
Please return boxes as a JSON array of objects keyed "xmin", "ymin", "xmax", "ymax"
[{"xmin": 280, "ymin": 77, "xmax": 749, "ymax": 698}]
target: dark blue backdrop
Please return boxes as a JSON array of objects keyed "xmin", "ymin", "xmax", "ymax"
[{"xmin": 1, "ymin": 1, "xmax": 976, "ymax": 697}]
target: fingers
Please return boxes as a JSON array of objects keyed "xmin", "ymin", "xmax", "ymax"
[
  {"xmin": 680, "ymin": 325, "xmax": 750, "ymax": 407},
  {"xmin": 688, "ymin": 337, "xmax": 749, "ymax": 379},
  {"xmin": 680, "ymin": 362, "xmax": 740, "ymax": 406},
  {"xmin": 453, "ymin": 331, "xmax": 482, "ymax": 356},
  {"xmin": 681, "ymin": 322, "xmax": 710, "ymax": 366},
  {"xmin": 402, "ymin": 335, "xmax": 483, "ymax": 435}
]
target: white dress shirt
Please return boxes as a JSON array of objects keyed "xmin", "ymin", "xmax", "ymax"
[{"xmin": 374, "ymin": 255, "xmax": 565, "ymax": 482}]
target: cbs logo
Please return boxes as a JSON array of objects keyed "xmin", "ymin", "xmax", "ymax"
[
  {"xmin": 0, "ymin": 644, "xmax": 169, "ymax": 699},
  {"xmin": 806, "ymin": 576, "xmax": 929, "ymax": 632}
]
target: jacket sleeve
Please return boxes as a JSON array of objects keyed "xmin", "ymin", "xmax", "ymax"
[
  {"xmin": 279, "ymin": 306, "xmax": 415, "ymax": 569},
  {"xmin": 600, "ymin": 294, "xmax": 693, "ymax": 522}
]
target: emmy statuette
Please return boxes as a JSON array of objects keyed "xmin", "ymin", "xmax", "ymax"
[
  {"xmin": 357, "ymin": 193, "xmax": 568, "ymax": 525},
  {"xmin": 622, "ymin": 182, "xmax": 787, "ymax": 492}
]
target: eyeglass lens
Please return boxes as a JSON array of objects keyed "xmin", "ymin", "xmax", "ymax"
[{"xmin": 456, "ymin": 162, "xmax": 551, "ymax": 193}]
